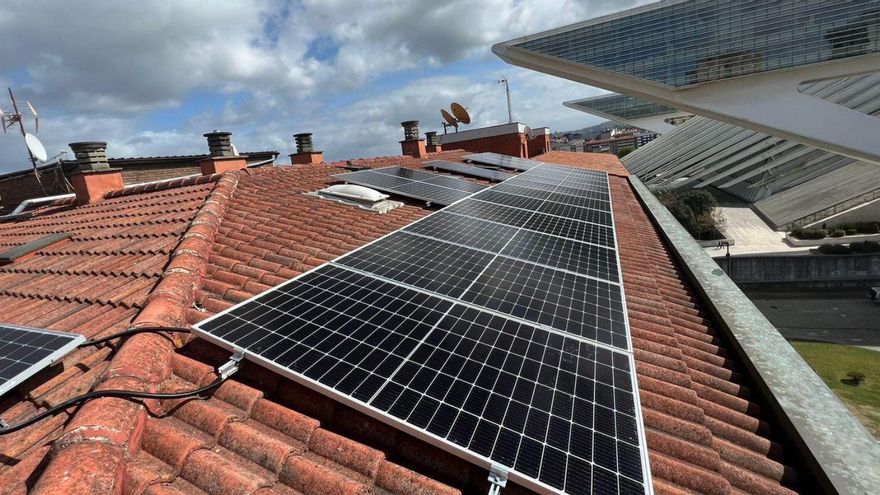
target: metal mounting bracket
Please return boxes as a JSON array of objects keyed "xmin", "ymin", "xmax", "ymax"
[
  {"xmin": 218, "ymin": 348, "xmax": 244, "ymax": 380},
  {"xmin": 487, "ymin": 464, "xmax": 509, "ymax": 495}
]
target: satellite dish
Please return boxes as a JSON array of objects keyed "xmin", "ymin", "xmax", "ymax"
[
  {"xmin": 441, "ymin": 109, "xmax": 457, "ymax": 126},
  {"xmin": 451, "ymin": 102, "xmax": 471, "ymax": 124},
  {"xmin": 231, "ymin": 143, "xmax": 240, "ymax": 156},
  {"xmin": 24, "ymin": 133, "xmax": 47, "ymax": 162}
]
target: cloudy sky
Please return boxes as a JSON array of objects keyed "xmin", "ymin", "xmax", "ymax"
[{"xmin": 0, "ymin": 0, "xmax": 649, "ymax": 172}]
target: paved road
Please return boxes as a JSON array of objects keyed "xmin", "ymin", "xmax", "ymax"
[{"xmin": 747, "ymin": 290, "xmax": 880, "ymax": 346}]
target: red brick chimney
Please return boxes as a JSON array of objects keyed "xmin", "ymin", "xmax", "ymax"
[
  {"xmin": 425, "ymin": 131, "xmax": 442, "ymax": 153},
  {"xmin": 400, "ymin": 121, "xmax": 426, "ymax": 159},
  {"xmin": 68, "ymin": 142, "xmax": 124, "ymax": 205},
  {"xmin": 198, "ymin": 131, "xmax": 247, "ymax": 175},
  {"xmin": 290, "ymin": 133, "xmax": 324, "ymax": 164}
]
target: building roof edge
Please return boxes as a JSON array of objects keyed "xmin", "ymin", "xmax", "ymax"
[{"xmin": 627, "ymin": 175, "xmax": 880, "ymax": 494}]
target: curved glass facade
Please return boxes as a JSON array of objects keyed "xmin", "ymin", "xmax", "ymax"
[
  {"xmin": 515, "ymin": 0, "xmax": 880, "ymax": 87},
  {"xmin": 570, "ymin": 94, "xmax": 679, "ymax": 120}
]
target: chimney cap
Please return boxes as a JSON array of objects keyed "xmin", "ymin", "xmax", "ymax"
[
  {"xmin": 293, "ymin": 132, "xmax": 313, "ymax": 138},
  {"xmin": 69, "ymin": 141, "xmax": 108, "ymax": 149}
]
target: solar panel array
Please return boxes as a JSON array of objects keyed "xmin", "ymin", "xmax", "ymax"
[
  {"xmin": 0, "ymin": 325, "xmax": 85, "ymax": 397},
  {"xmin": 424, "ymin": 160, "xmax": 515, "ymax": 182},
  {"xmin": 333, "ymin": 166, "xmax": 487, "ymax": 206},
  {"xmin": 464, "ymin": 152, "xmax": 545, "ymax": 171},
  {"xmin": 195, "ymin": 161, "xmax": 650, "ymax": 495}
]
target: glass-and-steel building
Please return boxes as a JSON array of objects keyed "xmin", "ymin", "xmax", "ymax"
[
  {"xmin": 512, "ymin": 0, "xmax": 880, "ymax": 88},
  {"xmin": 494, "ymin": 0, "xmax": 880, "ymax": 164},
  {"xmin": 563, "ymin": 94, "xmax": 693, "ymax": 134}
]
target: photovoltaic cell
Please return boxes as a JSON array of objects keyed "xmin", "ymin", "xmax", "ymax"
[
  {"xmin": 500, "ymin": 229, "xmax": 619, "ymax": 281},
  {"xmin": 444, "ymin": 199, "xmax": 535, "ymax": 228},
  {"xmin": 523, "ymin": 212, "xmax": 616, "ymax": 247},
  {"xmin": 196, "ymin": 158, "xmax": 651, "ymax": 495},
  {"xmin": 336, "ymin": 232, "xmax": 495, "ymax": 297},
  {"xmin": 394, "ymin": 182, "xmax": 474, "ymax": 205},
  {"xmin": 491, "ymin": 183, "xmax": 554, "ymax": 199},
  {"xmin": 201, "ymin": 265, "xmax": 454, "ymax": 401},
  {"xmin": 424, "ymin": 175, "xmax": 488, "ymax": 193},
  {"xmin": 334, "ymin": 166, "xmax": 487, "ymax": 206},
  {"xmin": 0, "ymin": 325, "xmax": 86, "ymax": 397},
  {"xmin": 197, "ymin": 272, "xmax": 645, "ymax": 494},
  {"xmin": 545, "ymin": 193, "xmax": 610, "ymax": 211},
  {"xmin": 460, "ymin": 257, "xmax": 629, "ymax": 349},
  {"xmin": 403, "ymin": 212, "xmax": 519, "ymax": 253},
  {"xmin": 471, "ymin": 190, "xmax": 547, "ymax": 211},
  {"xmin": 464, "ymin": 152, "xmax": 544, "ymax": 171},
  {"xmin": 425, "ymin": 160, "xmax": 515, "ymax": 182},
  {"xmin": 371, "ymin": 304, "xmax": 644, "ymax": 494}
]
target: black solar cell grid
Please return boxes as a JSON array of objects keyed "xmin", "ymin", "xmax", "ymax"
[
  {"xmin": 504, "ymin": 178, "xmax": 560, "ymax": 192},
  {"xmin": 334, "ymin": 166, "xmax": 487, "ymax": 206},
  {"xmin": 444, "ymin": 199, "xmax": 535, "ymax": 227},
  {"xmin": 0, "ymin": 326, "xmax": 84, "ymax": 397},
  {"xmin": 523, "ymin": 212, "xmax": 617, "ymax": 247},
  {"xmin": 369, "ymin": 303, "xmax": 644, "ymax": 494},
  {"xmin": 394, "ymin": 182, "xmax": 474, "ymax": 205},
  {"xmin": 537, "ymin": 201, "xmax": 613, "ymax": 226},
  {"xmin": 464, "ymin": 152, "xmax": 543, "ymax": 171},
  {"xmin": 471, "ymin": 190, "xmax": 547, "ymax": 211},
  {"xmin": 373, "ymin": 167, "xmax": 438, "ymax": 181},
  {"xmin": 403, "ymin": 212, "xmax": 519, "ymax": 253},
  {"xmin": 500, "ymin": 229, "xmax": 619, "ymax": 282},
  {"xmin": 335, "ymin": 232, "xmax": 495, "ymax": 297},
  {"xmin": 491, "ymin": 183, "xmax": 554, "ymax": 199},
  {"xmin": 424, "ymin": 175, "xmax": 488, "ymax": 193},
  {"xmin": 460, "ymin": 257, "xmax": 629, "ymax": 349},
  {"xmin": 197, "ymin": 161, "xmax": 649, "ymax": 495},
  {"xmin": 335, "ymin": 169, "xmax": 416, "ymax": 189},
  {"xmin": 425, "ymin": 160, "xmax": 515, "ymax": 182},
  {"xmin": 553, "ymin": 185, "xmax": 611, "ymax": 202},
  {"xmin": 545, "ymin": 193, "xmax": 611, "ymax": 211},
  {"xmin": 200, "ymin": 265, "xmax": 454, "ymax": 402}
]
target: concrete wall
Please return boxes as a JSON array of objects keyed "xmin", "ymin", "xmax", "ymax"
[{"xmin": 719, "ymin": 253, "xmax": 880, "ymax": 288}]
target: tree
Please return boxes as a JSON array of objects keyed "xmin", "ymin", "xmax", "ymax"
[{"xmin": 659, "ymin": 190, "xmax": 724, "ymax": 240}]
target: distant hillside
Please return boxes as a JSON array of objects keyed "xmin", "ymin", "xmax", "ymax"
[{"xmin": 554, "ymin": 120, "xmax": 622, "ymax": 140}]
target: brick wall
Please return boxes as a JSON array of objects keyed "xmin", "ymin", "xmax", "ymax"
[
  {"xmin": 441, "ymin": 133, "xmax": 528, "ymax": 158},
  {"xmin": 527, "ymin": 133, "xmax": 551, "ymax": 157},
  {"xmin": 0, "ymin": 170, "xmax": 70, "ymax": 211}
]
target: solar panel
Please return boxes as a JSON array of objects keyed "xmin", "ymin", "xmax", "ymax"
[
  {"xmin": 334, "ymin": 166, "xmax": 488, "ymax": 206},
  {"xmin": 196, "ymin": 161, "xmax": 652, "ymax": 495},
  {"xmin": 0, "ymin": 325, "xmax": 85, "ymax": 397},
  {"xmin": 425, "ymin": 160, "xmax": 515, "ymax": 182},
  {"xmin": 464, "ymin": 152, "xmax": 544, "ymax": 171},
  {"xmin": 195, "ymin": 266, "xmax": 646, "ymax": 495}
]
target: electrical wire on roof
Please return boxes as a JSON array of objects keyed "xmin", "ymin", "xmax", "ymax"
[
  {"xmin": 77, "ymin": 326, "xmax": 192, "ymax": 348},
  {"xmin": 0, "ymin": 350, "xmax": 242, "ymax": 435}
]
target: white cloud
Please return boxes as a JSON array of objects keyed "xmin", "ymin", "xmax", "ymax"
[{"xmin": 0, "ymin": 0, "xmax": 650, "ymax": 171}]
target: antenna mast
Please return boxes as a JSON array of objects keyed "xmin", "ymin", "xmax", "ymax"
[
  {"xmin": 498, "ymin": 77, "xmax": 512, "ymax": 123},
  {"xmin": 3, "ymin": 87, "xmax": 40, "ymax": 171}
]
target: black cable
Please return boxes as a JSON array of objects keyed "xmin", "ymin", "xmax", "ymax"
[
  {"xmin": 0, "ymin": 377, "xmax": 224, "ymax": 435},
  {"xmin": 78, "ymin": 326, "xmax": 192, "ymax": 348}
]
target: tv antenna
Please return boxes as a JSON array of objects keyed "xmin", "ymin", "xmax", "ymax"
[
  {"xmin": 1, "ymin": 88, "xmax": 42, "ymax": 171},
  {"xmin": 497, "ymin": 76, "xmax": 512, "ymax": 123},
  {"xmin": 440, "ymin": 103, "xmax": 471, "ymax": 134}
]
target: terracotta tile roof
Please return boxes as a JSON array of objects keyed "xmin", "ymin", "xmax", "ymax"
[{"xmin": 0, "ymin": 150, "xmax": 803, "ymax": 495}]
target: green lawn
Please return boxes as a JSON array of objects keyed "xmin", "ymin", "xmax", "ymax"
[{"xmin": 790, "ymin": 341, "xmax": 880, "ymax": 438}]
